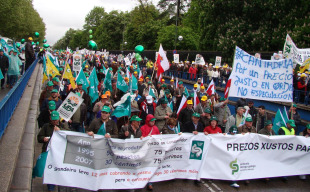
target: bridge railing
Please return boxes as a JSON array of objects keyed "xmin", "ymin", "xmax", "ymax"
[{"xmin": 0, "ymin": 59, "xmax": 38, "ymax": 139}]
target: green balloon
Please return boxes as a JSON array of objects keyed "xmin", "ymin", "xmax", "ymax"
[
  {"xmin": 21, "ymin": 39, "xmax": 25, "ymax": 44},
  {"xmin": 31, "ymin": 42, "xmax": 34, "ymax": 45},
  {"xmin": 89, "ymin": 35, "xmax": 93, "ymax": 39},
  {"xmin": 135, "ymin": 53, "xmax": 140, "ymax": 59},
  {"xmin": 34, "ymin": 32, "xmax": 39, "ymax": 38},
  {"xmin": 89, "ymin": 29, "xmax": 93, "ymax": 34},
  {"xmin": 43, "ymin": 39, "xmax": 47, "ymax": 43},
  {"xmin": 36, "ymin": 41, "xmax": 39, "ymax": 45},
  {"xmin": 16, "ymin": 42, "xmax": 21, "ymax": 48},
  {"xmin": 43, "ymin": 44, "xmax": 50, "ymax": 48},
  {"xmin": 136, "ymin": 55, "xmax": 142, "ymax": 62},
  {"xmin": 88, "ymin": 40, "xmax": 97, "ymax": 50},
  {"xmin": 135, "ymin": 45, "xmax": 144, "ymax": 54}
]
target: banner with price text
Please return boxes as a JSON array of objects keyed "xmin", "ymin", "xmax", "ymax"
[{"xmin": 44, "ymin": 131, "xmax": 210, "ymax": 191}]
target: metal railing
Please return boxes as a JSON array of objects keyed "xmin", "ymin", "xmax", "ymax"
[{"xmin": 0, "ymin": 59, "xmax": 38, "ymax": 139}]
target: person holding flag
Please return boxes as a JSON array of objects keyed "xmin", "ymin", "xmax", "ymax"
[
  {"xmin": 287, "ymin": 104, "xmax": 302, "ymax": 133},
  {"xmin": 119, "ymin": 115, "xmax": 142, "ymax": 139},
  {"xmin": 87, "ymin": 106, "xmax": 118, "ymax": 138}
]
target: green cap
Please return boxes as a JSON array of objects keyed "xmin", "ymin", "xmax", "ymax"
[
  {"xmin": 84, "ymin": 72, "xmax": 89, "ymax": 77},
  {"xmin": 178, "ymin": 81, "xmax": 183, "ymax": 85},
  {"xmin": 0, "ymin": 49, "xmax": 4, "ymax": 52},
  {"xmin": 287, "ymin": 120, "xmax": 296, "ymax": 127},
  {"xmin": 101, "ymin": 106, "xmax": 111, "ymax": 113},
  {"xmin": 52, "ymin": 77, "xmax": 60, "ymax": 82},
  {"xmin": 100, "ymin": 69, "xmax": 104, "ymax": 73},
  {"xmin": 190, "ymin": 93, "xmax": 194, "ymax": 98},
  {"xmin": 51, "ymin": 89, "xmax": 58, "ymax": 93},
  {"xmin": 150, "ymin": 118, "xmax": 156, "ymax": 122},
  {"xmin": 161, "ymin": 84, "xmax": 167, "ymax": 88},
  {"xmin": 192, "ymin": 112, "xmax": 201, "ymax": 118},
  {"xmin": 292, "ymin": 104, "xmax": 297, "ymax": 108},
  {"xmin": 48, "ymin": 101, "xmax": 56, "ymax": 110},
  {"xmin": 130, "ymin": 115, "xmax": 142, "ymax": 121},
  {"xmin": 204, "ymin": 108, "xmax": 212, "ymax": 114},
  {"xmin": 47, "ymin": 81, "xmax": 53, "ymax": 86},
  {"xmin": 148, "ymin": 81, "xmax": 152, "ymax": 85},
  {"xmin": 210, "ymin": 116, "xmax": 218, "ymax": 121},
  {"xmin": 50, "ymin": 111, "xmax": 60, "ymax": 121},
  {"xmin": 165, "ymin": 89, "xmax": 170, "ymax": 94},
  {"xmin": 265, "ymin": 120, "xmax": 272, "ymax": 126},
  {"xmin": 13, "ymin": 49, "xmax": 18, "ymax": 53},
  {"xmin": 245, "ymin": 116, "xmax": 253, "ymax": 122},
  {"xmin": 229, "ymin": 125, "xmax": 239, "ymax": 134},
  {"xmin": 161, "ymin": 99, "xmax": 168, "ymax": 104},
  {"xmin": 306, "ymin": 124, "xmax": 310, "ymax": 129},
  {"xmin": 219, "ymin": 97, "xmax": 226, "ymax": 102}
]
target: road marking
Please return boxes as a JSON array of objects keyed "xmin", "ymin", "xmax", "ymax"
[
  {"xmin": 203, "ymin": 182, "xmax": 217, "ymax": 192},
  {"xmin": 202, "ymin": 180, "xmax": 224, "ymax": 192}
]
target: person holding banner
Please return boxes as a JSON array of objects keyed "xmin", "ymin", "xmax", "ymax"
[
  {"xmin": 87, "ymin": 106, "xmax": 118, "ymax": 138},
  {"xmin": 119, "ymin": 115, "xmax": 142, "ymax": 139},
  {"xmin": 278, "ymin": 120, "xmax": 296, "ymax": 136},
  {"xmin": 258, "ymin": 120, "xmax": 275, "ymax": 136},
  {"xmin": 204, "ymin": 116, "xmax": 222, "ymax": 134},
  {"xmin": 178, "ymin": 100, "xmax": 195, "ymax": 125},
  {"xmin": 183, "ymin": 113, "xmax": 204, "ymax": 135}
]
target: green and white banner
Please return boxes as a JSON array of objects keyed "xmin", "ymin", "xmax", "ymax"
[
  {"xmin": 73, "ymin": 54, "xmax": 82, "ymax": 72},
  {"xmin": 57, "ymin": 92, "xmax": 84, "ymax": 122},
  {"xmin": 43, "ymin": 132, "xmax": 310, "ymax": 190},
  {"xmin": 283, "ymin": 34, "xmax": 310, "ymax": 65}
]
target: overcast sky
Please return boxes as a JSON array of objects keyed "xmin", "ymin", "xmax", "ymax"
[{"xmin": 33, "ymin": 0, "xmax": 159, "ymax": 45}]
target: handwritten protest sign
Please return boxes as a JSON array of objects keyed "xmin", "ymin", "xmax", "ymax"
[
  {"xmin": 283, "ymin": 34, "xmax": 310, "ymax": 65},
  {"xmin": 195, "ymin": 54, "xmax": 205, "ymax": 65},
  {"xmin": 72, "ymin": 54, "xmax": 82, "ymax": 72},
  {"xmin": 57, "ymin": 92, "xmax": 84, "ymax": 122},
  {"xmin": 228, "ymin": 46, "xmax": 293, "ymax": 102}
]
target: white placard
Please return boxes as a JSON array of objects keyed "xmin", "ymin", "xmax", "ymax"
[
  {"xmin": 57, "ymin": 92, "xmax": 84, "ymax": 122},
  {"xmin": 173, "ymin": 54, "xmax": 179, "ymax": 63},
  {"xmin": 215, "ymin": 56, "xmax": 221, "ymax": 66},
  {"xmin": 194, "ymin": 54, "xmax": 205, "ymax": 65},
  {"xmin": 72, "ymin": 54, "xmax": 82, "ymax": 72},
  {"xmin": 283, "ymin": 34, "xmax": 310, "ymax": 65},
  {"xmin": 228, "ymin": 46, "xmax": 293, "ymax": 102}
]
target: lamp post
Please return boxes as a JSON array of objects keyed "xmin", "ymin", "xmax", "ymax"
[{"xmin": 174, "ymin": 0, "xmax": 181, "ymax": 50}]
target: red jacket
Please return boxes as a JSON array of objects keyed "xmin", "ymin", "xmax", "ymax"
[
  {"xmin": 141, "ymin": 114, "xmax": 160, "ymax": 137},
  {"xmin": 204, "ymin": 125, "xmax": 222, "ymax": 134},
  {"xmin": 297, "ymin": 81, "xmax": 307, "ymax": 91}
]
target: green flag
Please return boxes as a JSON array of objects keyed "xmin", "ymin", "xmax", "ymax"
[
  {"xmin": 282, "ymin": 106, "xmax": 289, "ymax": 123},
  {"xmin": 102, "ymin": 64, "xmax": 108, "ymax": 75},
  {"xmin": 104, "ymin": 71, "xmax": 112, "ymax": 92},
  {"xmin": 117, "ymin": 72, "xmax": 128, "ymax": 93},
  {"xmin": 184, "ymin": 87, "xmax": 189, "ymax": 98},
  {"xmin": 0, "ymin": 68, "xmax": 4, "ymax": 80},
  {"xmin": 149, "ymin": 87, "xmax": 156, "ymax": 98},
  {"xmin": 272, "ymin": 109, "xmax": 286, "ymax": 135},
  {"xmin": 32, "ymin": 151, "xmax": 48, "ymax": 178},
  {"xmin": 76, "ymin": 69, "xmax": 89, "ymax": 93},
  {"xmin": 89, "ymin": 68, "xmax": 99, "ymax": 103},
  {"xmin": 112, "ymin": 96, "xmax": 131, "ymax": 118},
  {"xmin": 132, "ymin": 75, "xmax": 138, "ymax": 91}
]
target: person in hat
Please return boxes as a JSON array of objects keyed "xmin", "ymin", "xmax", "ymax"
[
  {"xmin": 258, "ymin": 120, "xmax": 275, "ymax": 136},
  {"xmin": 139, "ymin": 95, "xmax": 156, "ymax": 124},
  {"xmin": 0, "ymin": 48, "xmax": 9, "ymax": 89},
  {"xmin": 199, "ymin": 85, "xmax": 206, "ymax": 97},
  {"xmin": 119, "ymin": 115, "xmax": 142, "ymax": 139},
  {"xmin": 200, "ymin": 108, "xmax": 212, "ymax": 127},
  {"xmin": 256, "ymin": 105, "xmax": 272, "ymax": 132},
  {"xmin": 69, "ymin": 92, "xmax": 87, "ymax": 133},
  {"xmin": 40, "ymin": 89, "xmax": 63, "ymax": 112},
  {"xmin": 140, "ymin": 114, "xmax": 160, "ymax": 137},
  {"xmin": 179, "ymin": 100, "xmax": 195, "ymax": 125},
  {"xmin": 39, "ymin": 81, "xmax": 54, "ymax": 107},
  {"xmin": 168, "ymin": 79, "xmax": 175, "ymax": 96},
  {"xmin": 93, "ymin": 94, "xmax": 108, "ymax": 117},
  {"xmin": 238, "ymin": 116, "xmax": 257, "ymax": 133},
  {"xmin": 214, "ymin": 97, "xmax": 232, "ymax": 132},
  {"xmin": 52, "ymin": 77, "xmax": 60, "ymax": 90},
  {"xmin": 204, "ymin": 116, "xmax": 222, "ymax": 134},
  {"xmin": 25, "ymin": 37, "xmax": 35, "ymax": 71},
  {"xmin": 7, "ymin": 49, "xmax": 22, "ymax": 88},
  {"xmin": 73, "ymin": 80, "xmax": 91, "ymax": 119},
  {"xmin": 87, "ymin": 106, "xmax": 118, "ymax": 138},
  {"xmin": 183, "ymin": 112, "xmax": 204, "ymax": 134},
  {"xmin": 162, "ymin": 118, "xmax": 181, "ymax": 134},
  {"xmin": 195, "ymin": 95, "xmax": 209, "ymax": 115},
  {"xmin": 301, "ymin": 124, "xmax": 310, "ymax": 137},
  {"xmin": 226, "ymin": 125, "xmax": 240, "ymax": 188},
  {"xmin": 159, "ymin": 84, "xmax": 167, "ymax": 98},
  {"xmin": 297, "ymin": 73, "xmax": 307, "ymax": 102},
  {"xmin": 154, "ymin": 99, "xmax": 172, "ymax": 132},
  {"xmin": 138, "ymin": 77, "xmax": 146, "ymax": 96},
  {"xmin": 278, "ymin": 120, "xmax": 295, "ymax": 135},
  {"xmin": 37, "ymin": 101, "xmax": 56, "ymax": 129},
  {"xmin": 287, "ymin": 104, "xmax": 301, "ymax": 133}
]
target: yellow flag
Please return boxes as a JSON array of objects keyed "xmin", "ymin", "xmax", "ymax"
[
  {"xmin": 46, "ymin": 56, "xmax": 60, "ymax": 77},
  {"xmin": 63, "ymin": 63, "xmax": 76, "ymax": 89},
  {"xmin": 300, "ymin": 58, "xmax": 310, "ymax": 73},
  {"xmin": 42, "ymin": 72, "xmax": 48, "ymax": 83}
]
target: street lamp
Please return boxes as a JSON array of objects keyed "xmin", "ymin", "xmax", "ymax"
[{"xmin": 178, "ymin": 35, "xmax": 183, "ymax": 41}]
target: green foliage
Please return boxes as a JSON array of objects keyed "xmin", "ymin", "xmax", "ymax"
[{"xmin": 0, "ymin": 0, "xmax": 46, "ymax": 42}]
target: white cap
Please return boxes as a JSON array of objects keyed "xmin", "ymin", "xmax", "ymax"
[{"xmin": 146, "ymin": 95, "xmax": 153, "ymax": 104}]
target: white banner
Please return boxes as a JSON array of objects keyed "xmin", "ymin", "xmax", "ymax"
[
  {"xmin": 195, "ymin": 54, "xmax": 205, "ymax": 65},
  {"xmin": 57, "ymin": 92, "xmax": 84, "ymax": 122},
  {"xmin": 124, "ymin": 57, "xmax": 131, "ymax": 66},
  {"xmin": 44, "ymin": 132, "xmax": 210, "ymax": 190},
  {"xmin": 229, "ymin": 46, "xmax": 293, "ymax": 102},
  {"xmin": 72, "ymin": 54, "xmax": 82, "ymax": 72},
  {"xmin": 202, "ymin": 134, "xmax": 310, "ymax": 180},
  {"xmin": 173, "ymin": 54, "xmax": 179, "ymax": 64},
  {"xmin": 215, "ymin": 56, "xmax": 221, "ymax": 67},
  {"xmin": 283, "ymin": 34, "xmax": 310, "ymax": 65}
]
